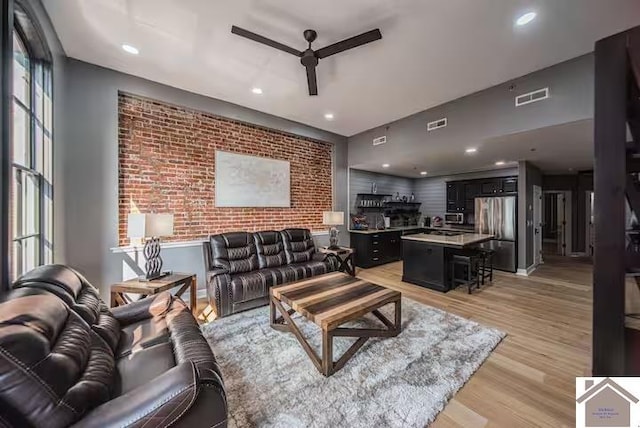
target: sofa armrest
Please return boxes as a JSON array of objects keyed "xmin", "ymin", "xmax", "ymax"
[
  {"xmin": 72, "ymin": 363, "xmax": 212, "ymax": 428},
  {"xmin": 111, "ymin": 292, "xmax": 173, "ymax": 327},
  {"xmin": 205, "ymin": 269, "xmax": 233, "ymax": 318}
]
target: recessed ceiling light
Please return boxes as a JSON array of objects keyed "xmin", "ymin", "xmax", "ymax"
[
  {"xmin": 122, "ymin": 44, "xmax": 139, "ymax": 55},
  {"xmin": 465, "ymin": 148, "xmax": 477, "ymax": 154},
  {"xmin": 252, "ymin": 87, "xmax": 263, "ymax": 95},
  {"xmin": 495, "ymin": 161, "xmax": 505, "ymax": 166},
  {"xmin": 382, "ymin": 164, "xmax": 390, "ymax": 168},
  {"xmin": 324, "ymin": 113, "xmax": 334, "ymax": 120},
  {"xmin": 420, "ymin": 171, "xmax": 428, "ymax": 175},
  {"xmin": 516, "ymin": 12, "xmax": 536, "ymax": 26}
]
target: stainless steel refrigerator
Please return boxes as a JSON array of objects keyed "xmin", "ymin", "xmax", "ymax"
[{"xmin": 474, "ymin": 196, "xmax": 517, "ymax": 272}]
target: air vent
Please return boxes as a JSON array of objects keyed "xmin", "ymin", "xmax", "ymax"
[
  {"xmin": 372, "ymin": 136, "xmax": 387, "ymax": 146},
  {"xmin": 427, "ymin": 117, "xmax": 447, "ymax": 131},
  {"xmin": 515, "ymin": 87, "xmax": 549, "ymax": 107}
]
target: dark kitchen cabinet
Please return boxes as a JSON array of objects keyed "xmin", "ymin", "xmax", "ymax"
[
  {"xmin": 446, "ymin": 182, "xmax": 466, "ymax": 212},
  {"xmin": 502, "ymin": 178, "xmax": 517, "ymax": 193},
  {"xmin": 480, "ymin": 179, "xmax": 502, "ymax": 195},
  {"xmin": 350, "ymin": 231, "xmax": 403, "ymax": 268}
]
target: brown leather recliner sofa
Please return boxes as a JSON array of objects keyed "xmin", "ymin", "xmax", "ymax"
[
  {"xmin": 203, "ymin": 228, "xmax": 339, "ymax": 318},
  {"xmin": 0, "ymin": 264, "xmax": 227, "ymax": 428}
]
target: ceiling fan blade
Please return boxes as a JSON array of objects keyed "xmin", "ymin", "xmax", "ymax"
[
  {"xmin": 305, "ymin": 65, "xmax": 318, "ymax": 96},
  {"xmin": 231, "ymin": 26, "xmax": 303, "ymax": 57},
  {"xmin": 316, "ymin": 29, "xmax": 382, "ymax": 59}
]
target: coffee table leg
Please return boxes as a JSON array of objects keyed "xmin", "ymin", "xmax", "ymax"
[
  {"xmin": 322, "ymin": 329, "xmax": 333, "ymax": 377},
  {"xmin": 394, "ymin": 298, "xmax": 402, "ymax": 334}
]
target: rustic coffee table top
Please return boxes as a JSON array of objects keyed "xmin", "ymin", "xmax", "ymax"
[{"xmin": 271, "ymin": 271, "xmax": 400, "ymax": 330}]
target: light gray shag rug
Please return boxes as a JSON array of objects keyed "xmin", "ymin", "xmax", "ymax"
[{"xmin": 201, "ymin": 298, "xmax": 505, "ymax": 428}]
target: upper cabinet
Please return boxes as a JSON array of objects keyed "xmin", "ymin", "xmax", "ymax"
[{"xmin": 446, "ymin": 176, "xmax": 518, "ymax": 213}]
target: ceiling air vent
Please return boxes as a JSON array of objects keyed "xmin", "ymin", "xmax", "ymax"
[
  {"xmin": 515, "ymin": 87, "xmax": 549, "ymax": 107},
  {"xmin": 427, "ymin": 117, "xmax": 447, "ymax": 132},
  {"xmin": 372, "ymin": 136, "xmax": 387, "ymax": 146}
]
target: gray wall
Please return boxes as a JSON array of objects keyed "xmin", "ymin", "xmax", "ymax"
[
  {"xmin": 413, "ymin": 168, "xmax": 518, "ymax": 219},
  {"xmin": 518, "ymin": 161, "xmax": 543, "ymax": 270},
  {"xmin": 348, "ymin": 54, "xmax": 594, "ymax": 167},
  {"xmin": 349, "ymin": 169, "xmax": 414, "ymax": 213},
  {"xmin": 62, "ymin": 59, "xmax": 347, "ymax": 299}
]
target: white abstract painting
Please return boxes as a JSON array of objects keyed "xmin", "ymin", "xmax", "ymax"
[{"xmin": 215, "ymin": 151, "xmax": 291, "ymax": 207}]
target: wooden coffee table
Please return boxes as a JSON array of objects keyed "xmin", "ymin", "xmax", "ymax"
[{"xmin": 270, "ymin": 272, "xmax": 401, "ymax": 376}]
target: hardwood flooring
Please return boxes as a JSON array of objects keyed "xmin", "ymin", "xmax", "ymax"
[{"xmin": 356, "ymin": 255, "xmax": 592, "ymax": 428}]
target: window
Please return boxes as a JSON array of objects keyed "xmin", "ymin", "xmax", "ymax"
[{"xmin": 10, "ymin": 11, "xmax": 53, "ymax": 280}]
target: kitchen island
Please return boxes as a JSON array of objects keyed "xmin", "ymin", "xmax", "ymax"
[{"xmin": 401, "ymin": 232, "xmax": 493, "ymax": 292}]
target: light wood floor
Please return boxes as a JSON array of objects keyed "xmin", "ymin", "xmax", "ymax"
[{"xmin": 357, "ymin": 255, "xmax": 592, "ymax": 428}]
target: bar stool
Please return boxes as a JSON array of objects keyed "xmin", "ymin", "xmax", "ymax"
[
  {"xmin": 478, "ymin": 248, "xmax": 495, "ymax": 285},
  {"xmin": 450, "ymin": 252, "xmax": 481, "ymax": 294}
]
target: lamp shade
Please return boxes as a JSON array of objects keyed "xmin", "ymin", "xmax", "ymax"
[
  {"xmin": 127, "ymin": 213, "xmax": 174, "ymax": 238},
  {"xmin": 322, "ymin": 211, "xmax": 344, "ymax": 226}
]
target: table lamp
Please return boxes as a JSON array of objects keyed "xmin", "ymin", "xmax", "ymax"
[
  {"xmin": 127, "ymin": 213, "xmax": 174, "ymax": 280},
  {"xmin": 323, "ymin": 211, "xmax": 344, "ymax": 250}
]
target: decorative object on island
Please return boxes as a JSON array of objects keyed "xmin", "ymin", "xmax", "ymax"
[
  {"xmin": 127, "ymin": 213, "xmax": 174, "ymax": 280},
  {"xmin": 323, "ymin": 211, "xmax": 344, "ymax": 250}
]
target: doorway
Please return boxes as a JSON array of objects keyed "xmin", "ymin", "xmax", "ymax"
[{"xmin": 542, "ymin": 191, "xmax": 572, "ymax": 256}]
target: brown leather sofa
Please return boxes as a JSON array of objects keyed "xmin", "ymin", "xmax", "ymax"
[
  {"xmin": 204, "ymin": 228, "xmax": 339, "ymax": 318},
  {"xmin": 0, "ymin": 264, "xmax": 227, "ymax": 428}
]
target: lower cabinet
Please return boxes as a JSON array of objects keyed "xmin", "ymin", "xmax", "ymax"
[{"xmin": 351, "ymin": 230, "xmax": 417, "ymax": 268}]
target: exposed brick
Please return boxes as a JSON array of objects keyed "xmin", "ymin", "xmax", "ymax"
[{"xmin": 118, "ymin": 93, "xmax": 333, "ymax": 246}]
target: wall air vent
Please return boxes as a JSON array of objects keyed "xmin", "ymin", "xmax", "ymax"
[
  {"xmin": 515, "ymin": 87, "xmax": 549, "ymax": 107},
  {"xmin": 427, "ymin": 117, "xmax": 447, "ymax": 132},
  {"xmin": 372, "ymin": 136, "xmax": 387, "ymax": 146}
]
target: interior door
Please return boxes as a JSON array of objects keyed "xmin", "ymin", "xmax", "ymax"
[
  {"xmin": 533, "ymin": 185, "xmax": 542, "ymax": 265},
  {"xmin": 556, "ymin": 193, "xmax": 567, "ymax": 256}
]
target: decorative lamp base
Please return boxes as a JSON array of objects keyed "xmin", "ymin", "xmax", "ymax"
[
  {"xmin": 328, "ymin": 227, "xmax": 340, "ymax": 250},
  {"xmin": 143, "ymin": 237, "xmax": 164, "ymax": 280}
]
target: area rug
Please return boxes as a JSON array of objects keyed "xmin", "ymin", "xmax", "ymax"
[{"xmin": 201, "ymin": 298, "xmax": 505, "ymax": 427}]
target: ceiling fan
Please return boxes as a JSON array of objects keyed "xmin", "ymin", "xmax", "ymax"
[{"xmin": 231, "ymin": 25, "xmax": 383, "ymax": 96}]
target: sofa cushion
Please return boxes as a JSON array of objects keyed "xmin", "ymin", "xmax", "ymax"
[
  {"xmin": 12, "ymin": 264, "xmax": 121, "ymax": 353},
  {"xmin": 281, "ymin": 228, "xmax": 316, "ymax": 264},
  {"xmin": 210, "ymin": 232, "xmax": 259, "ymax": 274},
  {"xmin": 116, "ymin": 316, "xmax": 170, "ymax": 358},
  {"xmin": 254, "ymin": 230, "xmax": 287, "ymax": 268},
  {"xmin": 0, "ymin": 292, "xmax": 115, "ymax": 428},
  {"xmin": 230, "ymin": 270, "xmax": 281, "ymax": 303}
]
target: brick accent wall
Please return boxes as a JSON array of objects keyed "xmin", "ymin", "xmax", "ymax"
[{"xmin": 118, "ymin": 93, "xmax": 333, "ymax": 246}]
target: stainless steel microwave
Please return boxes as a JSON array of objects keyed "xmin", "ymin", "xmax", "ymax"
[{"xmin": 444, "ymin": 213, "xmax": 464, "ymax": 224}]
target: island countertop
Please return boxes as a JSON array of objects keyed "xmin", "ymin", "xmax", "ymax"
[{"xmin": 401, "ymin": 232, "xmax": 494, "ymax": 247}]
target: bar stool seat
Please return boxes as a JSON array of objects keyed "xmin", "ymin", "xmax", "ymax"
[
  {"xmin": 478, "ymin": 248, "xmax": 495, "ymax": 285},
  {"xmin": 450, "ymin": 251, "xmax": 481, "ymax": 294}
]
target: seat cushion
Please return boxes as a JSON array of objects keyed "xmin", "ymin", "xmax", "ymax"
[
  {"xmin": 114, "ymin": 342, "xmax": 176, "ymax": 396},
  {"xmin": 289, "ymin": 260, "xmax": 335, "ymax": 278},
  {"xmin": 230, "ymin": 268, "xmax": 288, "ymax": 303}
]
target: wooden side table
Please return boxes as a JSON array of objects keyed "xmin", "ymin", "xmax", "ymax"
[
  {"xmin": 110, "ymin": 273, "xmax": 198, "ymax": 316},
  {"xmin": 318, "ymin": 246, "xmax": 356, "ymax": 276}
]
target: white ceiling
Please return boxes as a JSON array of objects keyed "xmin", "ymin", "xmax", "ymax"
[
  {"xmin": 44, "ymin": 0, "xmax": 640, "ymax": 136},
  {"xmin": 351, "ymin": 119, "xmax": 595, "ymax": 178}
]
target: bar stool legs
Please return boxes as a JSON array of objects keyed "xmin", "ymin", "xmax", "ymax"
[
  {"xmin": 451, "ymin": 254, "xmax": 481, "ymax": 294},
  {"xmin": 479, "ymin": 249, "xmax": 495, "ymax": 285}
]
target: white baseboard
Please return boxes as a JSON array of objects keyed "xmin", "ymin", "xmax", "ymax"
[{"xmin": 516, "ymin": 264, "xmax": 538, "ymax": 276}]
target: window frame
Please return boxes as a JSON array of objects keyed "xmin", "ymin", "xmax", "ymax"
[{"xmin": 10, "ymin": 2, "xmax": 52, "ymax": 279}]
